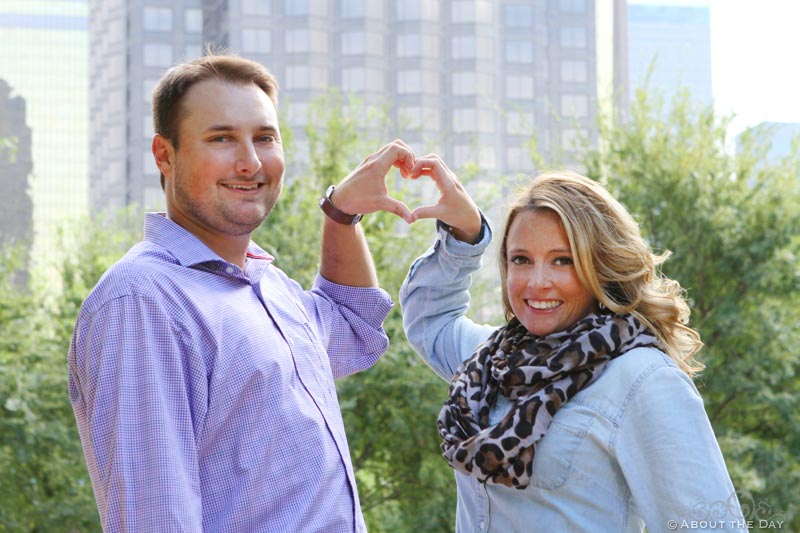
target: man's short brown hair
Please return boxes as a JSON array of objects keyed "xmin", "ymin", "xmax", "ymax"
[{"xmin": 152, "ymin": 52, "xmax": 279, "ymax": 149}]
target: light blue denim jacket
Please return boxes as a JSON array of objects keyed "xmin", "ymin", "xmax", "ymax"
[{"xmin": 399, "ymin": 221, "xmax": 747, "ymax": 533}]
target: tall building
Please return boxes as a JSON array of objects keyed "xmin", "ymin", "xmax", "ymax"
[
  {"xmin": 0, "ymin": 79, "xmax": 34, "ymax": 258},
  {"xmin": 627, "ymin": 2, "xmax": 712, "ymax": 106},
  {"xmin": 0, "ymin": 0, "xmax": 89, "ymax": 265},
  {"xmin": 90, "ymin": 0, "xmax": 625, "ymax": 213}
]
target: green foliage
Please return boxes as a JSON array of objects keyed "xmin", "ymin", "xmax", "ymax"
[
  {"xmin": 582, "ymin": 87, "xmax": 800, "ymax": 530},
  {"xmin": 0, "ymin": 211, "xmax": 140, "ymax": 532}
]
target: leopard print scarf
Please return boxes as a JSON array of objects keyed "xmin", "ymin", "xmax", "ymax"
[{"xmin": 438, "ymin": 312, "xmax": 660, "ymax": 489}]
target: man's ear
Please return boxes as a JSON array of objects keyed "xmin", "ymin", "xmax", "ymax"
[{"xmin": 152, "ymin": 134, "xmax": 175, "ymax": 180}]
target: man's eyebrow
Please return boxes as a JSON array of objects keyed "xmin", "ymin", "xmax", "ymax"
[{"xmin": 204, "ymin": 124, "xmax": 279, "ymax": 133}]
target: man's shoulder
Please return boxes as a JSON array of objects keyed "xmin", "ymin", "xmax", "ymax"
[{"xmin": 82, "ymin": 241, "xmax": 179, "ymax": 309}]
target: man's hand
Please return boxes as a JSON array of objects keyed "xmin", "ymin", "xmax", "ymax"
[
  {"xmin": 327, "ymin": 139, "xmax": 415, "ymax": 224},
  {"xmin": 406, "ymin": 154, "xmax": 482, "ymax": 244}
]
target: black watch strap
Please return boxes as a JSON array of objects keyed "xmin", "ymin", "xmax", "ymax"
[{"xmin": 319, "ymin": 185, "xmax": 363, "ymax": 225}]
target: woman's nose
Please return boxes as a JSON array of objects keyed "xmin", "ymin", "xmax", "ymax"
[{"xmin": 528, "ymin": 264, "xmax": 552, "ymax": 288}]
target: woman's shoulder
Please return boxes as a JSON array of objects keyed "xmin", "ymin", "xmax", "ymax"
[{"xmin": 573, "ymin": 347, "xmax": 694, "ymax": 417}]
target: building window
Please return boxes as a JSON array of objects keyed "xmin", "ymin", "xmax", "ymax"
[
  {"xmin": 341, "ymin": 68, "xmax": 384, "ymax": 92},
  {"xmin": 397, "ymin": 70, "xmax": 439, "ymax": 94},
  {"xmin": 453, "ymin": 144, "xmax": 496, "ymax": 169},
  {"xmin": 184, "ymin": 45, "xmax": 202, "ymax": 60},
  {"xmin": 502, "ymin": 4, "xmax": 533, "ymax": 28},
  {"xmin": 342, "ymin": 32, "xmax": 365, "ymax": 55},
  {"xmin": 242, "ymin": 0, "xmax": 271, "ymax": 15},
  {"xmin": 561, "ymin": 94, "xmax": 588, "ymax": 117},
  {"xmin": 341, "ymin": 0, "xmax": 365, "ymax": 18},
  {"xmin": 453, "ymin": 108, "xmax": 496, "ymax": 133},
  {"xmin": 143, "ymin": 43, "xmax": 173, "ymax": 67},
  {"xmin": 504, "ymin": 40, "xmax": 533, "ymax": 63},
  {"xmin": 285, "ymin": 0, "xmax": 309, "ymax": 16},
  {"xmin": 143, "ymin": 116, "xmax": 154, "ymax": 139},
  {"xmin": 505, "ymin": 75, "xmax": 534, "ymax": 99},
  {"xmin": 397, "ymin": 0, "xmax": 438, "ymax": 21},
  {"xmin": 561, "ymin": 128, "xmax": 580, "ymax": 151},
  {"xmin": 398, "ymin": 106, "xmax": 441, "ymax": 132},
  {"xmin": 561, "ymin": 60, "xmax": 587, "ymax": 82},
  {"xmin": 286, "ymin": 29, "xmax": 328, "ymax": 53},
  {"xmin": 451, "ymin": 0, "xmax": 493, "ymax": 23},
  {"xmin": 560, "ymin": 26, "xmax": 586, "ymax": 48},
  {"xmin": 143, "ymin": 150, "xmax": 158, "ymax": 176},
  {"xmin": 286, "ymin": 102, "xmax": 310, "ymax": 126},
  {"xmin": 396, "ymin": 34, "xmax": 438, "ymax": 58},
  {"xmin": 452, "ymin": 35, "xmax": 493, "ymax": 60},
  {"xmin": 286, "ymin": 65, "xmax": 328, "ymax": 89},
  {"xmin": 397, "ymin": 34, "xmax": 421, "ymax": 57},
  {"xmin": 397, "ymin": 70, "xmax": 422, "ymax": 93},
  {"xmin": 185, "ymin": 9, "xmax": 202, "ymax": 33},
  {"xmin": 505, "ymin": 111, "xmax": 534, "ymax": 135},
  {"xmin": 143, "ymin": 78, "xmax": 159, "ymax": 103},
  {"xmin": 143, "ymin": 7, "xmax": 172, "ymax": 32},
  {"xmin": 506, "ymin": 147, "xmax": 531, "ymax": 171},
  {"xmin": 559, "ymin": 0, "xmax": 586, "ymax": 13},
  {"xmin": 451, "ymin": 71, "xmax": 493, "ymax": 96},
  {"xmin": 243, "ymin": 29, "xmax": 271, "ymax": 53}
]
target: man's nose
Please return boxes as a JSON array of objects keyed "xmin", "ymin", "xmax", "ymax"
[{"xmin": 235, "ymin": 141, "xmax": 262, "ymax": 177}]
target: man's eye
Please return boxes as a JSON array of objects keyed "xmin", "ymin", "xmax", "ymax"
[
  {"xmin": 258, "ymin": 135, "xmax": 278, "ymax": 143},
  {"xmin": 210, "ymin": 136, "xmax": 228, "ymax": 142}
]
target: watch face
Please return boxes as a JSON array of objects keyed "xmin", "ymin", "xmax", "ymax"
[{"xmin": 351, "ymin": 214, "xmax": 363, "ymax": 224}]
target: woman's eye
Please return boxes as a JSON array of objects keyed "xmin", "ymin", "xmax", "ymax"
[
  {"xmin": 554, "ymin": 256, "xmax": 573, "ymax": 266},
  {"xmin": 509, "ymin": 255, "xmax": 529, "ymax": 265}
]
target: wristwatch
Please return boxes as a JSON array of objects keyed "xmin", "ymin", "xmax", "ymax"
[{"xmin": 319, "ymin": 185, "xmax": 363, "ymax": 225}]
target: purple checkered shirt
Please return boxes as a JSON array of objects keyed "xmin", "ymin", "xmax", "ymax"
[{"xmin": 68, "ymin": 213, "xmax": 392, "ymax": 532}]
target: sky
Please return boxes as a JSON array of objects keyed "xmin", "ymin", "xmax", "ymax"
[{"xmin": 632, "ymin": 0, "xmax": 800, "ymax": 136}]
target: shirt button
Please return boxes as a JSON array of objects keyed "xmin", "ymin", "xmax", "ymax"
[
  {"xmin": 225, "ymin": 266, "xmax": 234, "ymax": 274},
  {"xmin": 479, "ymin": 521, "xmax": 485, "ymax": 529}
]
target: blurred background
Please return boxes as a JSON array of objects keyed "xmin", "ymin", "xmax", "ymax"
[{"xmin": 1, "ymin": 0, "xmax": 798, "ymax": 531}]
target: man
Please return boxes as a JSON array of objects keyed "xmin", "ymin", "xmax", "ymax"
[{"xmin": 68, "ymin": 53, "xmax": 415, "ymax": 532}]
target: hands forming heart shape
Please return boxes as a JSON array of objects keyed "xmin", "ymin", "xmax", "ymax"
[{"xmin": 330, "ymin": 140, "xmax": 483, "ymax": 244}]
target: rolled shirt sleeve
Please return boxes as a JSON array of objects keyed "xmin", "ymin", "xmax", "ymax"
[{"xmin": 399, "ymin": 219, "xmax": 496, "ymax": 381}]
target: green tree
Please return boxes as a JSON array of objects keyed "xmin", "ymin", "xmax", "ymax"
[
  {"xmin": 0, "ymin": 210, "xmax": 140, "ymax": 532},
  {"xmin": 581, "ymin": 88, "xmax": 800, "ymax": 530}
]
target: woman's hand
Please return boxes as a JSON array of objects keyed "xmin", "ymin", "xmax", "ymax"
[{"xmin": 407, "ymin": 154, "xmax": 482, "ymax": 244}]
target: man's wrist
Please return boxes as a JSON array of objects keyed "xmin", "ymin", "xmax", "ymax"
[{"xmin": 319, "ymin": 185, "xmax": 363, "ymax": 225}]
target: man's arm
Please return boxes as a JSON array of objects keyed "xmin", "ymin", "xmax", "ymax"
[
  {"xmin": 68, "ymin": 292, "xmax": 204, "ymax": 532},
  {"xmin": 319, "ymin": 140, "xmax": 415, "ymax": 287}
]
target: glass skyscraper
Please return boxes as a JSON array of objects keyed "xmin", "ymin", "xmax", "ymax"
[
  {"xmin": 0, "ymin": 0, "xmax": 88, "ymax": 268},
  {"xmin": 627, "ymin": 2, "xmax": 712, "ymax": 106},
  {"xmin": 90, "ymin": 0, "xmax": 626, "ymax": 213}
]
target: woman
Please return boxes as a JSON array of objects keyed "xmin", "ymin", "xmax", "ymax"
[{"xmin": 400, "ymin": 157, "xmax": 745, "ymax": 532}]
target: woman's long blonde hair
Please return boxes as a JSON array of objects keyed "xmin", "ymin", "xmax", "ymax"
[{"xmin": 498, "ymin": 171, "xmax": 704, "ymax": 376}]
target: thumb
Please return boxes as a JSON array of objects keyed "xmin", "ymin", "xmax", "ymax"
[{"xmin": 410, "ymin": 204, "xmax": 443, "ymax": 222}]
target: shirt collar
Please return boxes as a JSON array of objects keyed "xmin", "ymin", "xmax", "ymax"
[{"xmin": 143, "ymin": 212, "xmax": 274, "ymax": 268}]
